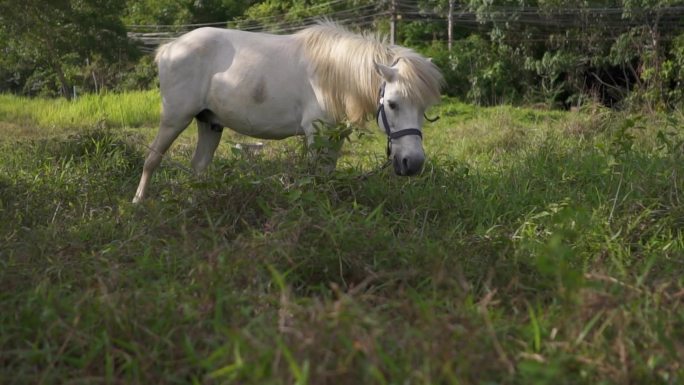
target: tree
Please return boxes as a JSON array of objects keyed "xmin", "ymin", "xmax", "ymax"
[
  {"xmin": 235, "ymin": 0, "xmax": 378, "ymax": 33},
  {"xmin": 123, "ymin": 0, "xmax": 258, "ymax": 27},
  {"xmin": 0, "ymin": 0, "xmax": 136, "ymax": 98},
  {"xmin": 460, "ymin": 0, "xmax": 684, "ymax": 108}
]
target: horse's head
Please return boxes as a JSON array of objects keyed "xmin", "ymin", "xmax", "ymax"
[{"xmin": 374, "ymin": 59, "xmax": 439, "ymax": 176}]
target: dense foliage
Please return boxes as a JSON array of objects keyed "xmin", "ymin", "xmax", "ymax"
[
  {"xmin": 0, "ymin": 0, "xmax": 136, "ymax": 98},
  {"xmin": 2, "ymin": 0, "xmax": 684, "ymax": 109}
]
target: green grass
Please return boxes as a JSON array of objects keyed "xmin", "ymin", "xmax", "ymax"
[
  {"xmin": 0, "ymin": 90, "xmax": 159, "ymax": 136},
  {"xmin": 1, "ymin": 92, "xmax": 683, "ymax": 384}
]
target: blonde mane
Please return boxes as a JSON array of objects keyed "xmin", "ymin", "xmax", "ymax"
[{"xmin": 295, "ymin": 22, "xmax": 444, "ymax": 125}]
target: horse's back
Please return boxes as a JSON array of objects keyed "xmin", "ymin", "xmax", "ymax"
[
  {"xmin": 156, "ymin": 28, "xmax": 294, "ymax": 70},
  {"xmin": 156, "ymin": 27, "xmax": 318, "ymax": 139},
  {"xmin": 156, "ymin": 27, "xmax": 300, "ymax": 104}
]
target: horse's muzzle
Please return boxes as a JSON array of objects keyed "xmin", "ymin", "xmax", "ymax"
[{"xmin": 393, "ymin": 154, "xmax": 424, "ymax": 176}]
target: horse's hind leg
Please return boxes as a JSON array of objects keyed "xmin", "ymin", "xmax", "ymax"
[
  {"xmin": 191, "ymin": 120, "xmax": 223, "ymax": 174},
  {"xmin": 132, "ymin": 115, "xmax": 193, "ymax": 203}
]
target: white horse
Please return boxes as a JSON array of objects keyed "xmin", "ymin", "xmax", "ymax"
[{"xmin": 133, "ymin": 22, "xmax": 444, "ymax": 203}]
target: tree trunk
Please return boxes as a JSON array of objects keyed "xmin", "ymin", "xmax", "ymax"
[
  {"xmin": 448, "ymin": 0, "xmax": 454, "ymax": 51},
  {"xmin": 651, "ymin": 11, "xmax": 662, "ymax": 109},
  {"xmin": 390, "ymin": 0, "xmax": 396, "ymax": 45},
  {"xmin": 53, "ymin": 62, "xmax": 71, "ymax": 100}
]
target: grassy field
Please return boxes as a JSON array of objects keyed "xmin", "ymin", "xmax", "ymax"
[{"xmin": 1, "ymin": 91, "xmax": 683, "ymax": 384}]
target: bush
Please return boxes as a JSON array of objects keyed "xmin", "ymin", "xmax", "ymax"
[
  {"xmin": 424, "ymin": 36, "xmax": 526, "ymax": 105},
  {"xmin": 116, "ymin": 54, "xmax": 158, "ymax": 92}
]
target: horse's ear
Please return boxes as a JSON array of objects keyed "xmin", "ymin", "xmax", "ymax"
[{"xmin": 374, "ymin": 61, "xmax": 397, "ymax": 82}]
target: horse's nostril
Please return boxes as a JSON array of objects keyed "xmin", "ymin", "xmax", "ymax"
[
  {"xmin": 394, "ymin": 156, "xmax": 423, "ymax": 176},
  {"xmin": 393, "ymin": 156, "xmax": 402, "ymax": 175}
]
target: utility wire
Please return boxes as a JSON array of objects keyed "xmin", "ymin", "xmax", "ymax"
[
  {"xmin": 127, "ymin": 2, "xmax": 684, "ymax": 31},
  {"xmin": 128, "ymin": 1, "xmax": 684, "ymax": 51}
]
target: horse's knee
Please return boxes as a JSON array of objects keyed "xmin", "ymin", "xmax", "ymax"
[{"xmin": 143, "ymin": 151, "xmax": 163, "ymax": 172}]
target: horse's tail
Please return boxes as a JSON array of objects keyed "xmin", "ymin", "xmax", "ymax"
[{"xmin": 155, "ymin": 42, "xmax": 172, "ymax": 64}]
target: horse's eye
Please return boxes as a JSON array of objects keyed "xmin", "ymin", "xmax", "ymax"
[{"xmin": 388, "ymin": 101, "xmax": 397, "ymax": 110}]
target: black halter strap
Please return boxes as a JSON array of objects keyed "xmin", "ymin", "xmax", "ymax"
[{"xmin": 376, "ymin": 82, "xmax": 424, "ymax": 157}]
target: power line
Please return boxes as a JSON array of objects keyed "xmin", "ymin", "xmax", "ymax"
[
  {"xmin": 127, "ymin": 1, "xmax": 684, "ymax": 52},
  {"xmin": 126, "ymin": 0, "xmax": 376, "ymax": 31},
  {"xmin": 126, "ymin": 2, "xmax": 684, "ymax": 31}
]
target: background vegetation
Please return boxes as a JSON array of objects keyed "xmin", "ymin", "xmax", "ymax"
[{"xmin": 3, "ymin": 0, "xmax": 684, "ymax": 110}]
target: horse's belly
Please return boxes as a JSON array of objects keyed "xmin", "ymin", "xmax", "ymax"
[
  {"xmin": 228, "ymin": 120, "xmax": 304, "ymax": 140},
  {"xmin": 216, "ymin": 103, "xmax": 305, "ymax": 140}
]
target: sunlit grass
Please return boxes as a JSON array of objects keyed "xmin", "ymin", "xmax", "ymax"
[{"xmin": 0, "ymin": 90, "xmax": 159, "ymax": 132}]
